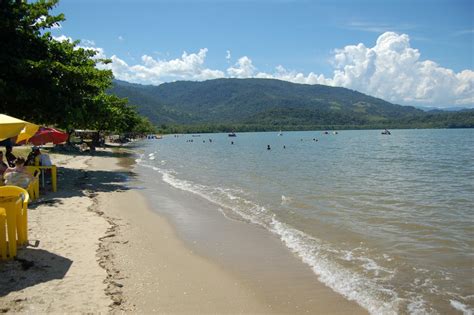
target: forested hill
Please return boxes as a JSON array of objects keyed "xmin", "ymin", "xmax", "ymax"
[{"xmin": 109, "ymin": 78, "xmax": 474, "ymax": 131}]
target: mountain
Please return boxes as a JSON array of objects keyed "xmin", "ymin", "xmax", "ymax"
[
  {"xmin": 109, "ymin": 78, "xmax": 474, "ymax": 131},
  {"xmin": 414, "ymin": 105, "xmax": 471, "ymax": 112}
]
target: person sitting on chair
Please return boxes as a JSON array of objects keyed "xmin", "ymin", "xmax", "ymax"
[
  {"xmin": 0, "ymin": 151, "xmax": 8, "ymax": 176},
  {"xmin": 5, "ymin": 145, "xmax": 16, "ymax": 167},
  {"xmin": 3, "ymin": 157, "xmax": 34, "ymax": 188},
  {"xmin": 25, "ymin": 146, "xmax": 40, "ymax": 166}
]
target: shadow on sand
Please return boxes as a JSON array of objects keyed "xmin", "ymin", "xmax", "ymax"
[
  {"xmin": 0, "ymin": 248, "xmax": 72, "ymax": 298},
  {"xmin": 0, "ymin": 152, "xmax": 137, "ymax": 302},
  {"xmin": 29, "ymin": 162, "xmax": 137, "ymax": 209},
  {"xmin": 47, "ymin": 147, "xmax": 135, "ymax": 159}
]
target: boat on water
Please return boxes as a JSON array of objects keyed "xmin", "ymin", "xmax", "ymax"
[
  {"xmin": 228, "ymin": 132, "xmax": 237, "ymax": 137},
  {"xmin": 381, "ymin": 129, "xmax": 391, "ymax": 135},
  {"xmin": 278, "ymin": 130, "xmax": 283, "ymax": 136}
]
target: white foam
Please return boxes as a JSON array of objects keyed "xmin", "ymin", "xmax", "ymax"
[
  {"xmin": 407, "ymin": 296, "xmax": 429, "ymax": 315},
  {"xmin": 136, "ymin": 162, "xmax": 426, "ymax": 315},
  {"xmin": 450, "ymin": 300, "xmax": 473, "ymax": 315},
  {"xmin": 269, "ymin": 218, "xmax": 399, "ymax": 315}
]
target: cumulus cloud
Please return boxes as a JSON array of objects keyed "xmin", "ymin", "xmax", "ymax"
[
  {"xmin": 52, "ymin": 35, "xmax": 106, "ymax": 60},
  {"xmin": 226, "ymin": 50, "xmax": 231, "ymax": 62},
  {"xmin": 107, "ymin": 48, "xmax": 224, "ymax": 85},
  {"xmin": 52, "ymin": 35, "xmax": 73, "ymax": 43},
  {"xmin": 325, "ymin": 32, "xmax": 473, "ymax": 106},
  {"xmin": 81, "ymin": 39, "xmax": 95, "ymax": 46},
  {"xmin": 227, "ymin": 56, "xmax": 256, "ymax": 78},
  {"xmin": 82, "ymin": 31, "xmax": 472, "ymax": 108},
  {"xmin": 249, "ymin": 32, "xmax": 473, "ymax": 107}
]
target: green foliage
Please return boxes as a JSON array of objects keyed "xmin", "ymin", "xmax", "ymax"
[{"xmin": 0, "ymin": 0, "xmax": 155, "ymax": 134}]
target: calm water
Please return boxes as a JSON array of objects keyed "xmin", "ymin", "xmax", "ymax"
[{"xmin": 136, "ymin": 129, "xmax": 474, "ymax": 314}]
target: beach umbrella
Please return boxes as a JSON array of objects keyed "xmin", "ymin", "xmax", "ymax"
[
  {"xmin": 0, "ymin": 114, "xmax": 39, "ymax": 142},
  {"xmin": 21, "ymin": 127, "xmax": 68, "ymax": 145}
]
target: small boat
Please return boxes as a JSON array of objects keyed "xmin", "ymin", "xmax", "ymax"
[
  {"xmin": 228, "ymin": 132, "xmax": 237, "ymax": 137},
  {"xmin": 278, "ymin": 130, "xmax": 283, "ymax": 136},
  {"xmin": 381, "ymin": 129, "xmax": 391, "ymax": 135}
]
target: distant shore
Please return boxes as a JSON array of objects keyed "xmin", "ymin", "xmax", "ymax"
[{"xmin": 0, "ymin": 147, "xmax": 366, "ymax": 313}]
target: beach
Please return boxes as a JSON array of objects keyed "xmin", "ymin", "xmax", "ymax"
[{"xmin": 0, "ymin": 148, "xmax": 366, "ymax": 314}]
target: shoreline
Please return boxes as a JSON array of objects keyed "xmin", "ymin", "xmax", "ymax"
[{"xmin": 0, "ymin": 148, "xmax": 367, "ymax": 313}]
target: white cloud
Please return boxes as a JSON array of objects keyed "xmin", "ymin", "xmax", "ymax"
[
  {"xmin": 81, "ymin": 39, "xmax": 95, "ymax": 46},
  {"xmin": 242, "ymin": 32, "xmax": 473, "ymax": 107},
  {"xmin": 52, "ymin": 35, "xmax": 73, "ymax": 43},
  {"xmin": 82, "ymin": 31, "xmax": 472, "ymax": 108},
  {"xmin": 227, "ymin": 56, "xmax": 256, "ymax": 78},
  {"xmin": 106, "ymin": 48, "xmax": 224, "ymax": 85},
  {"xmin": 324, "ymin": 32, "xmax": 473, "ymax": 107},
  {"xmin": 53, "ymin": 35, "xmax": 106, "ymax": 60},
  {"xmin": 118, "ymin": 35, "xmax": 124, "ymax": 41},
  {"xmin": 226, "ymin": 50, "xmax": 231, "ymax": 62}
]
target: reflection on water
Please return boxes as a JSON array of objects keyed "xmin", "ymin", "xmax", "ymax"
[{"xmin": 137, "ymin": 129, "xmax": 474, "ymax": 314}]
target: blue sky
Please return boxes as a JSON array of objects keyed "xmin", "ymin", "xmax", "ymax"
[{"xmin": 51, "ymin": 0, "xmax": 473, "ymax": 108}]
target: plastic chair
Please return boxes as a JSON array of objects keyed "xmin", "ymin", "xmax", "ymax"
[
  {"xmin": 26, "ymin": 171, "xmax": 40, "ymax": 201},
  {"xmin": 26, "ymin": 165, "xmax": 57, "ymax": 192},
  {"xmin": 0, "ymin": 207, "xmax": 7, "ymax": 259},
  {"xmin": 0, "ymin": 186, "xmax": 29, "ymax": 259}
]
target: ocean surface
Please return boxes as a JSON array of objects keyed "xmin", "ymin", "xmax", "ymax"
[{"xmin": 135, "ymin": 129, "xmax": 473, "ymax": 315}]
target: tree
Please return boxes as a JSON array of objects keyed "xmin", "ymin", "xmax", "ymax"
[{"xmin": 0, "ymin": 0, "xmax": 156, "ymax": 134}]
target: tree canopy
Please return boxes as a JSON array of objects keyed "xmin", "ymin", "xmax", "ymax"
[{"xmin": 0, "ymin": 0, "xmax": 155, "ymax": 134}]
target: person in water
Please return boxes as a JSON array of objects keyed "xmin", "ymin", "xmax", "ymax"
[{"xmin": 267, "ymin": 145, "xmax": 271, "ymax": 150}]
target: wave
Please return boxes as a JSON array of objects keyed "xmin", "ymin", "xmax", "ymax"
[
  {"xmin": 450, "ymin": 300, "xmax": 473, "ymax": 315},
  {"xmin": 137, "ymin": 160, "xmax": 439, "ymax": 314}
]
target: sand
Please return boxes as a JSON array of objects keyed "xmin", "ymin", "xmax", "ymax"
[{"xmin": 0, "ymin": 148, "xmax": 366, "ymax": 314}]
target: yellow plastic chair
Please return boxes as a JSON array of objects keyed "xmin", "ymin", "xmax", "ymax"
[
  {"xmin": 26, "ymin": 165, "xmax": 57, "ymax": 192},
  {"xmin": 26, "ymin": 171, "xmax": 40, "ymax": 201},
  {"xmin": 0, "ymin": 186, "xmax": 29, "ymax": 260},
  {"xmin": 0, "ymin": 207, "xmax": 7, "ymax": 259}
]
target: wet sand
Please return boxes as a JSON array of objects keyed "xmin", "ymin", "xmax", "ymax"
[
  {"xmin": 135, "ymin": 164, "xmax": 367, "ymax": 314},
  {"xmin": 0, "ymin": 149, "xmax": 367, "ymax": 313}
]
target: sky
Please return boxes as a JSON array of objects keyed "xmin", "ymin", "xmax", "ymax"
[{"xmin": 51, "ymin": 0, "xmax": 473, "ymax": 108}]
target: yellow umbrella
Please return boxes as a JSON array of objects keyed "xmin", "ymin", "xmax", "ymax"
[{"xmin": 0, "ymin": 114, "xmax": 39, "ymax": 142}]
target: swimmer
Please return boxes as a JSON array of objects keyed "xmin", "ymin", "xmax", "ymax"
[{"xmin": 267, "ymin": 145, "xmax": 271, "ymax": 150}]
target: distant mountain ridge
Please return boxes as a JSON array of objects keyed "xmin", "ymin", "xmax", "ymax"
[{"xmin": 108, "ymin": 78, "xmax": 473, "ymax": 131}]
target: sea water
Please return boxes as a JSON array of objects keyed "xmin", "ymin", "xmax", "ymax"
[{"xmin": 135, "ymin": 129, "xmax": 473, "ymax": 314}]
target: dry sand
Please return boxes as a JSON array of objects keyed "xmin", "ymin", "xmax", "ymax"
[
  {"xmin": 0, "ymin": 150, "xmax": 271, "ymax": 313},
  {"xmin": 0, "ymin": 148, "xmax": 366, "ymax": 314}
]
